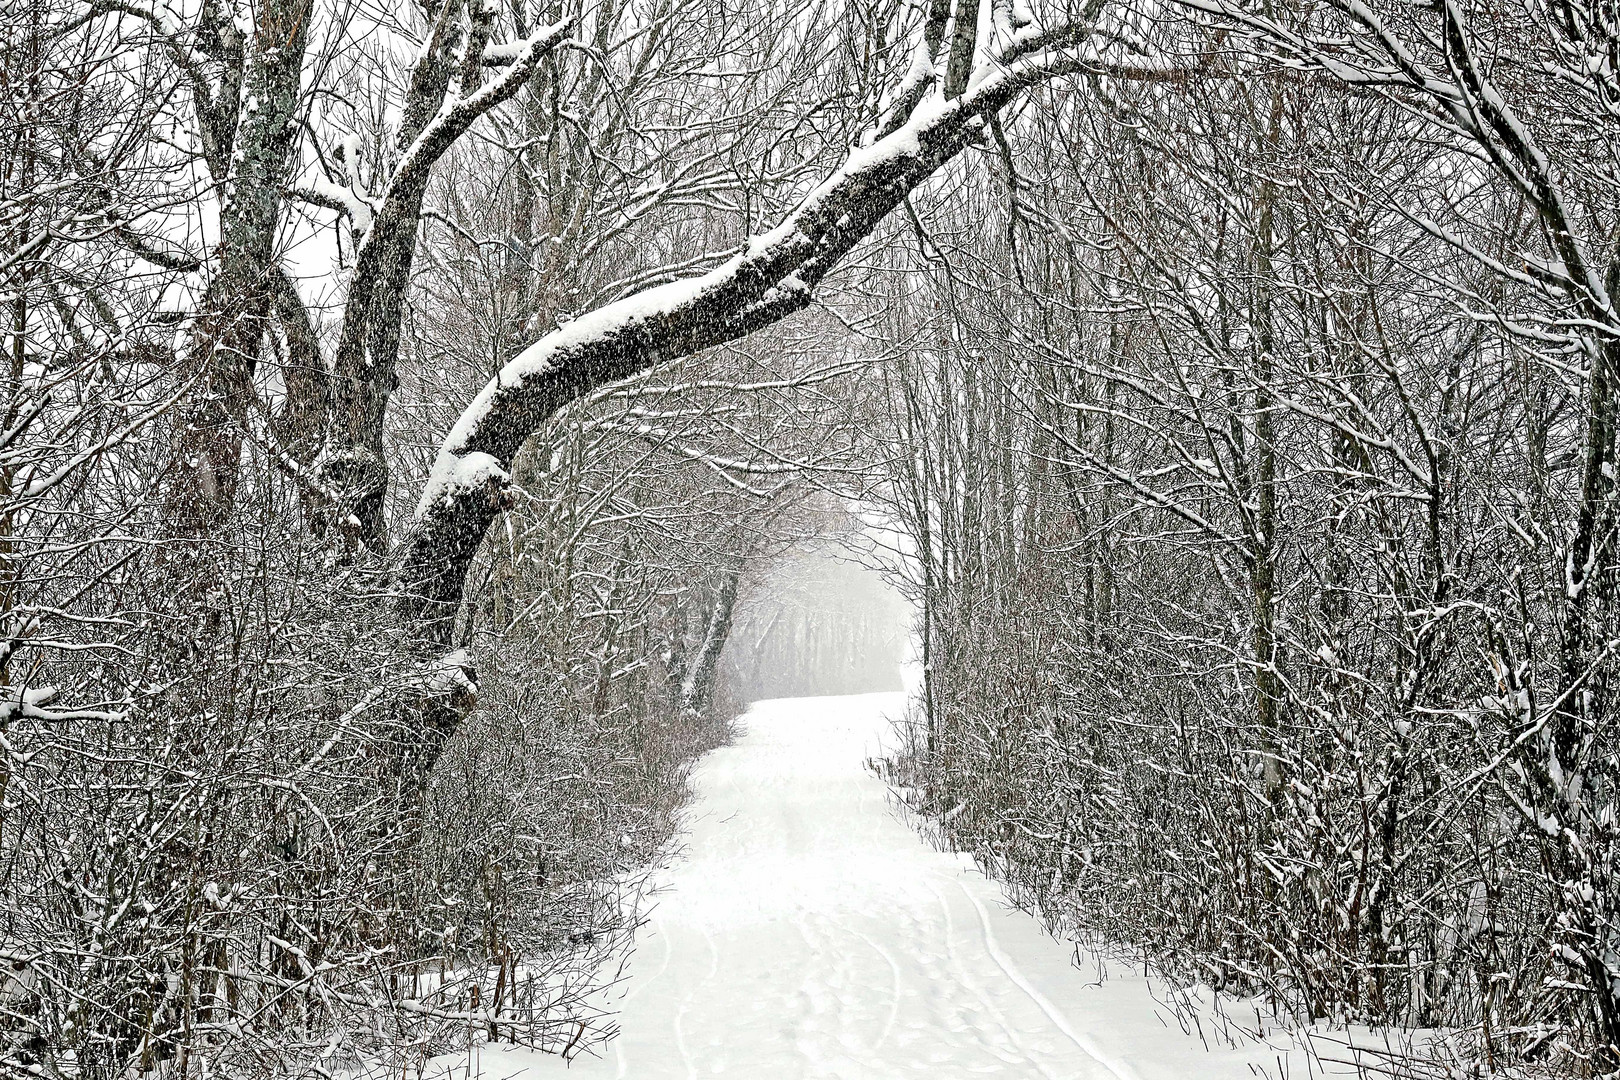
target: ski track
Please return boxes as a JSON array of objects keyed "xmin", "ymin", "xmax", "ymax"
[{"xmin": 433, "ymin": 693, "xmax": 1364, "ymax": 1079}]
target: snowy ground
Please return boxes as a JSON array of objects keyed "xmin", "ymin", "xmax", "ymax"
[{"xmin": 433, "ymin": 693, "xmax": 1391, "ymax": 1079}]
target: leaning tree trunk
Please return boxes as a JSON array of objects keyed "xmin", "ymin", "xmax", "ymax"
[{"xmin": 680, "ymin": 560, "xmax": 744, "ymax": 719}]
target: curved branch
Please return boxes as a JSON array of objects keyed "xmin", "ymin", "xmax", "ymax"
[{"xmin": 397, "ymin": 47, "xmax": 1089, "ymax": 647}]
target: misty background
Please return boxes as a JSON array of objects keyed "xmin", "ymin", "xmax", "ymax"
[{"xmin": 719, "ymin": 541, "xmax": 911, "ymax": 704}]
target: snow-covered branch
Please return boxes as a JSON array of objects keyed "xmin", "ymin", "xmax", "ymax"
[{"xmin": 399, "ymin": 45, "xmax": 1102, "ymax": 644}]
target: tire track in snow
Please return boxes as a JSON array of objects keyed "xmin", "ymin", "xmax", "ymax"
[
  {"xmin": 843, "ymin": 922, "xmax": 903, "ymax": 1050},
  {"xmin": 670, "ymin": 774, "xmax": 730, "ymax": 1080},
  {"xmin": 925, "ymin": 871, "xmax": 1051, "ymax": 1075},
  {"xmin": 611, "ymin": 921, "xmax": 672, "ymax": 1079},
  {"xmin": 791, "ymin": 907, "xmax": 829, "ymax": 1069},
  {"xmin": 954, "ymin": 877, "xmax": 1140, "ymax": 1080}
]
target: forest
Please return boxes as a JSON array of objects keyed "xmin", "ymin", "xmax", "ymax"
[{"xmin": 2, "ymin": 0, "xmax": 1618, "ymax": 1075}]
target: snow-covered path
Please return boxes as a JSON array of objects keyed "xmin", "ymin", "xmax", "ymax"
[{"xmin": 450, "ymin": 693, "xmax": 1358, "ymax": 1079}]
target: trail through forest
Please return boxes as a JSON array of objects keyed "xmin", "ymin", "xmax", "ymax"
[{"xmin": 431, "ymin": 693, "xmax": 1377, "ymax": 1079}]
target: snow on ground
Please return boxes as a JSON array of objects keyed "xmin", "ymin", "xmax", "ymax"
[{"xmin": 431, "ymin": 693, "xmax": 1383, "ymax": 1079}]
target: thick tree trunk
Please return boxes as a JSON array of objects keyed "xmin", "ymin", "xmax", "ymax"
[
  {"xmin": 163, "ymin": 0, "xmax": 311, "ymax": 539},
  {"xmin": 270, "ymin": 265, "xmax": 329, "ymax": 466}
]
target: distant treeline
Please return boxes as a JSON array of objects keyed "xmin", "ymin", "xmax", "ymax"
[{"xmin": 721, "ymin": 551, "xmax": 908, "ymax": 702}]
